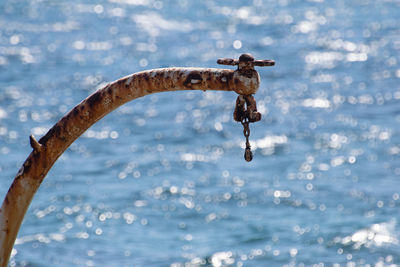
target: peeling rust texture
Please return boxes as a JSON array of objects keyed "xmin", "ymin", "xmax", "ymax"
[
  {"xmin": 39, "ymin": 124, "xmax": 61, "ymax": 145},
  {"xmin": 125, "ymin": 67, "xmax": 235, "ymax": 93},
  {"xmin": 120, "ymin": 67, "xmax": 258, "ymax": 96}
]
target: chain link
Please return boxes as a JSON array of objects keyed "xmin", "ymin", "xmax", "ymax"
[
  {"xmin": 242, "ymin": 119, "xmax": 253, "ymax": 162},
  {"xmin": 241, "ymin": 118, "xmax": 250, "ymax": 138}
]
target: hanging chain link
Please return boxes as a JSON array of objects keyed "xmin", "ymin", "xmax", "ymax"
[
  {"xmin": 241, "ymin": 118, "xmax": 253, "ymax": 162},
  {"xmin": 233, "ymin": 94, "xmax": 261, "ymax": 162}
]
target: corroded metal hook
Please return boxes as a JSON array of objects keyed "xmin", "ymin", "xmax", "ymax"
[
  {"xmin": 233, "ymin": 94, "xmax": 262, "ymax": 162},
  {"xmin": 0, "ymin": 53, "xmax": 275, "ymax": 266},
  {"xmin": 233, "ymin": 94, "xmax": 262, "ymax": 123}
]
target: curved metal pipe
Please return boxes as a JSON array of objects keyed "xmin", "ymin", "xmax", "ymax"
[{"xmin": 0, "ymin": 54, "xmax": 274, "ymax": 266}]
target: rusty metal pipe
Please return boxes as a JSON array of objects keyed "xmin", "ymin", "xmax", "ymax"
[{"xmin": 0, "ymin": 54, "xmax": 274, "ymax": 266}]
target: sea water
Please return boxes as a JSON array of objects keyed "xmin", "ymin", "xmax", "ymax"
[{"xmin": 0, "ymin": 0, "xmax": 399, "ymax": 266}]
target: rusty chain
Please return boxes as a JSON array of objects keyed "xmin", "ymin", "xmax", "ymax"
[
  {"xmin": 242, "ymin": 118, "xmax": 252, "ymax": 162},
  {"xmin": 233, "ymin": 94, "xmax": 261, "ymax": 162}
]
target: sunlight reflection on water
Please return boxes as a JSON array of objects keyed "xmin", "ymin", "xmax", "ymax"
[{"xmin": 1, "ymin": 0, "xmax": 400, "ymax": 266}]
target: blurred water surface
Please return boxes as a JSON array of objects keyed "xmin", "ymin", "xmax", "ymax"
[{"xmin": 1, "ymin": 0, "xmax": 400, "ymax": 266}]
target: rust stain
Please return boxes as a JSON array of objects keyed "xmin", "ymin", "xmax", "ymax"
[
  {"xmin": 87, "ymin": 91, "xmax": 102, "ymax": 108},
  {"xmin": 39, "ymin": 124, "xmax": 61, "ymax": 145},
  {"xmin": 73, "ymin": 106, "xmax": 79, "ymax": 116}
]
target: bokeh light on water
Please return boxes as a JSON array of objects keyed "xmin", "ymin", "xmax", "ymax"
[{"xmin": 1, "ymin": 0, "xmax": 400, "ymax": 266}]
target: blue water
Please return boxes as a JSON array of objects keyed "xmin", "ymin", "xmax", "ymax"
[{"xmin": 1, "ymin": 0, "xmax": 400, "ymax": 266}]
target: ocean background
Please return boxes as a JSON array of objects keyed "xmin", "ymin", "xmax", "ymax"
[{"xmin": 1, "ymin": 0, "xmax": 400, "ymax": 266}]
